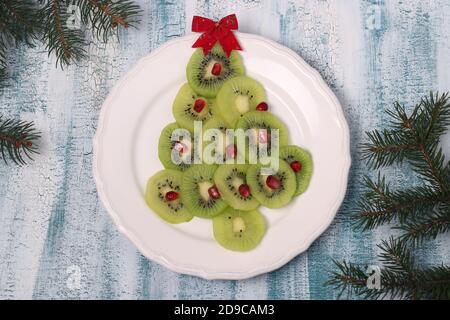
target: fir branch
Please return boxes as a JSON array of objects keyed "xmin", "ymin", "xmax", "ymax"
[
  {"xmin": 0, "ymin": 38, "xmax": 7, "ymax": 85},
  {"xmin": 354, "ymin": 175, "xmax": 448, "ymax": 230},
  {"xmin": 0, "ymin": 116, "xmax": 40, "ymax": 165},
  {"xmin": 418, "ymin": 92, "xmax": 450, "ymax": 144},
  {"xmin": 0, "ymin": 0, "xmax": 40, "ymax": 45},
  {"xmin": 78, "ymin": 0, "xmax": 141, "ymax": 41},
  {"xmin": 0, "ymin": 0, "xmax": 141, "ymax": 80},
  {"xmin": 327, "ymin": 238, "xmax": 450, "ymax": 300},
  {"xmin": 330, "ymin": 92, "xmax": 450, "ymax": 299},
  {"xmin": 361, "ymin": 92, "xmax": 450, "ymax": 191},
  {"xmin": 409, "ymin": 142, "xmax": 449, "ymax": 192},
  {"xmin": 356, "ymin": 92, "xmax": 450, "ymax": 232},
  {"xmin": 378, "ymin": 237, "xmax": 415, "ymax": 275},
  {"xmin": 361, "ymin": 129, "xmax": 415, "ymax": 168},
  {"xmin": 397, "ymin": 204, "xmax": 450, "ymax": 245},
  {"xmin": 327, "ymin": 260, "xmax": 369, "ymax": 299},
  {"xmin": 419, "ymin": 265, "xmax": 450, "ymax": 299},
  {"xmin": 0, "ymin": 0, "xmax": 40, "ymax": 84},
  {"xmin": 40, "ymin": 0, "xmax": 87, "ymax": 68}
]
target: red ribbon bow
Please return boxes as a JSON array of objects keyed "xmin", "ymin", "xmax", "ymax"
[{"xmin": 191, "ymin": 14, "xmax": 242, "ymax": 57}]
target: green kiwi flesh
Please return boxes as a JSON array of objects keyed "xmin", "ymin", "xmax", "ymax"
[
  {"xmin": 181, "ymin": 165, "xmax": 228, "ymax": 218},
  {"xmin": 280, "ymin": 145, "xmax": 313, "ymax": 196},
  {"xmin": 214, "ymin": 164, "xmax": 260, "ymax": 211},
  {"xmin": 145, "ymin": 170, "xmax": 193, "ymax": 224},
  {"xmin": 173, "ymin": 83, "xmax": 215, "ymax": 133},
  {"xmin": 186, "ymin": 45, "xmax": 245, "ymax": 98},
  {"xmin": 213, "ymin": 207, "xmax": 266, "ymax": 252},
  {"xmin": 158, "ymin": 122, "xmax": 195, "ymax": 171},
  {"xmin": 246, "ymin": 160, "xmax": 296, "ymax": 208},
  {"xmin": 201, "ymin": 116, "xmax": 234, "ymax": 164},
  {"xmin": 216, "ymin": 76, "xmax": 266, "ymax": 127},
  {"xmin": 235, "ymin": 111, "xmax": 289, "ymax": 162}
]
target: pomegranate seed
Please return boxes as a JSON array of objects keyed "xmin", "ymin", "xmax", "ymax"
[
  {"xmin": 193, "ymin": 98, "xmax": 206, "ymax": 113},
  {"xmin": 208, "ymin": 185, "xmax": 220, "ymax": 199},
  {"xmin": 165, "ymin": 191, "xmax": 179, "ymax": 201},
  {"xmin": 174, "ymin": 141, "xmax": 187, "ymax": 154},
  {"xmin": 266, "ymin": 175, "xmax": 281, "ymax": 189},
  {"xmin": 256, "ymin": 102, "xmax": 268, "ymax": 111},
  {"xmin": 226, "ymin": 144, "xmax": 237, "ymax": 158},
  {"xmin": 211, "ymin": 63, "xmax": 222, "ymax": 76},
  {"xmin": 290, "ymin": 161, "xmax": 302, "ymax": 173},
  {"xmin": 238, "ymin": 184, "xmax": 251, "ymax": 198}
]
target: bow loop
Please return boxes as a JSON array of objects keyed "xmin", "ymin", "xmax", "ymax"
[
  {"xmin": 191, "ymin": 14, "xmax": 242, "ymax": 57},
  {"xmin": 192, "ymin": 16, "xmax": 215, "ymax": 32},
  {"xmin": 219, "ymin": 14, "xmax": 238, "ymax": 30}
]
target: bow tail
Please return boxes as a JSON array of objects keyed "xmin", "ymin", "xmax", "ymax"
[
  {"xmin": 219, "ymin": 32, "xmax": 242, "ymax": 57},
  {"xmin": 192, "ymin": 33, "xmax": 217, "ymax": 55}
]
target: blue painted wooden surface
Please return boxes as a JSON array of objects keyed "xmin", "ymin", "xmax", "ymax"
[{"xmin": 0, "ymin": 0, "xmax": 449, "ymax": 299}]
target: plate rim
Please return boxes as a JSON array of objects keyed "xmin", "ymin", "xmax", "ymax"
[{"xmin": 93, "ymin": 32, "xmax": 351, "ymax": 280}]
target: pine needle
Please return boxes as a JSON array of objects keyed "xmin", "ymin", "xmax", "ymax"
[
  {"xmin": 328, "ymin": 92, "xmax": 450, "ymax": 299},
  {"xmin": 0, "ymin": 116, "xmax": 40, "ymax": 165},
  {"xmin": 0, "ymin": 0, "xmax": 142, "ymax": 74}
]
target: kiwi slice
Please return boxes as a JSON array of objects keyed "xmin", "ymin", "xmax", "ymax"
[
  {"xmin": 216, "ymin": 76, "xmax": 266, "ymax": 127},
  {"xmin": 214, "ymin": 164, "xmax": 260, "ymax": 211},
  {"xmin": 201, "ymin": 116, "xmax": 236, "ymax": 164},
  {"xmin": 213, "ymin": 208, "xmax": 266, "ymax": 252},
  {"xmin": 235, "ymin": 111, "xmax": 289, "ymax": 162},
  {"xmin": 186, "ymin": 45, "xmax": 245, "ymax": 98},
  {"xmin": 246, "ymin": 160, "xmax": 296, "ymax": 208},
  {"xmin": 181, "ymin": 165, "xmax": 228, "ymax": 218},
  {"xmin": 173, "ymin": 83, "xmax": 215, "ymax": 133},
  {"xmin": 145, "ymin": 170, "xmax": 193, "ymax": 224},
  {"xmin": 280, "ymin": 145, "xmax": 313, "ymax": 196},
  {"xmin": 158, "ymin": 122, "xmax": 196, "ymax": 171}
]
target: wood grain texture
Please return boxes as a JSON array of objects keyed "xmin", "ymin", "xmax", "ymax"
[{"xmin": 0, "ymin": 0, "xmax": 449, "ymax": 299}]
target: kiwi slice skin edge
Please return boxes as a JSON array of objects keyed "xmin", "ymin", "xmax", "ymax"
[
  {"xmin": 181, "ymin": 164, "xmax": 228, "ymax": 218},
  {"xmin": 235, "ymin": 111, "xmax": 289, "ymax": 163},
  {"xmin": 186, "ymin": 45, "xmax": 245, "ymax": 98},
  {"xmin": 214, "ymin": 164, "xmax": 260, "ymax": 211},
  {"xmin": 145, "ymin": 169, "xmax": 193, "ymax": 224},
  {"xmin": 172, "ymin": 83, "xmax": 215, "ymax": 133},
  {"xmin": 158, "ymin": 122, "xmax": 194, "ymax": 172},
  {"xmin": 216, "ymin": 76, "xmax": 266, "ymax": 127},
  {"xmin": 280, "ymin": 145, "xmax": 314, "ymax": 196},
  {"xmin": 246, "ymin": 160, "xmax": 296, "ymax": 209},
  {"xmin": 213, "ymin": 208, "xmax": 266, "ymax": 252}
]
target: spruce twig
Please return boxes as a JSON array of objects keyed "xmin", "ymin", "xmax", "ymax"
[
  {"xmin": 0, "ymin": 1, "xmax": 141, "ymax": 166},
  {"xmin": 40, "ymin": 0, "xmax": 87, "ymax": 68},
  {"xmin": 0, "ymin": 0, "xmax": 141, "ymax": 76},
  {"xmin": 327, "ymin": 238, "xmax": 450, "ymax": 299},
  {"xmin": 0, "ymin": 116, "xmax": 40, "ymax": 165},
  {"xmin": 355, "ymin": 175, "xmax": 449, "ymax": 230},
  {"xmin": 328, "ymin": 92, "xmax": 450, "ymax": 299},
  {"xmin": 0, "ymin": 0, "xmax": 40, "ymax": 45},
  {"xmin": 0, "ymin": 39, "xmax": 8, "ymax": 84},
  {"xmin": 397, "ymin": 203, "xmax": 450, "ymax": 245},
  {"xmin": 0, "ymin": 0, "xmax": 40, "ymax": 84},
  {"xmin": 78, "ymin": 0, "xmax": 141, "ymax": 41},
  {"xmin": 356, "ymin": 92, "xmax": 450, "ymax": 234}
]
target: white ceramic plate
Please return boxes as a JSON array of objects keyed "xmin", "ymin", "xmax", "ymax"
[{"xmin": 93, "ymin": 33, "xmax": 351, "ymax": 280}]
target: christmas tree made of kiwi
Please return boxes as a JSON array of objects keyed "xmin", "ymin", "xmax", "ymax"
[{"xmin": 145, "ymin": 43, "xmax": 313, "ymax": 252}]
